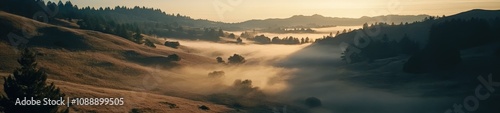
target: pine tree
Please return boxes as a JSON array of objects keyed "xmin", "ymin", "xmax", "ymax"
[
  {"xmin": 0, "ymin": 49, "xmax": 65, "ymax": 113},
  {"xmin": 133, "ymin": 29, "xmax": 144, "ymax": 44}
]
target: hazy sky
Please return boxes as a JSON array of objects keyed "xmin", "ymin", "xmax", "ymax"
[{"xmin": 50, "ymin": 0, "xmax": 500, "ymax": 23}]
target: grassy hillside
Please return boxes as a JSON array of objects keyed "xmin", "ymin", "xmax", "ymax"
[{"xmin": 0, "ymin": 11, "xmax": 239, "ymax": 112}]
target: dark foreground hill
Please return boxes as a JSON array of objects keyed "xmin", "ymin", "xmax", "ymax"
[{"xmin": 277, "ymin": 9, "xmax": 500, "ymax": 113}]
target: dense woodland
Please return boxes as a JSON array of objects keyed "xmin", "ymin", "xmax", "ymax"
[
  {"xmin": 331, "ymin": 14, "xmax": 500, "ymax": 73},
  {"xmin": 404, "ymin": 18, "xmax": 500, "ymax": 73},
  {"xmin": 1, "ymin": 0, "xmax": 226, "ymax": 43}
]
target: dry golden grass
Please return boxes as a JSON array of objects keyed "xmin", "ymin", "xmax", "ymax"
[
  {"xmin": 0, "ymin": 11, "xmax": 237, "ymax": 113},
  {"xmin": 0, "ymin": 73, "xmax": 236, "ymax": 113}
]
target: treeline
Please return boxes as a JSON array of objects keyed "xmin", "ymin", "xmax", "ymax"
[
  {"xmin": 404, "ymin": 18, "xmax": 500, "ymax": 73},
  {"xmin": 1, "ymin": 0, "xmax": 225, "ymax": 42},
  {"xmin": 341, "ymin": 33, "xmax": 420, "ymax": 63},
  {"xmin": 261, "ymin": 27, "xmax": 315, "ymax": 33},
  {"xmin": 250, "ymin": 35, "xmax": 311, "ymax": 44},
  {"xmin": 314, "ymin": 15, "xmax": 447, "ymax": 43}
]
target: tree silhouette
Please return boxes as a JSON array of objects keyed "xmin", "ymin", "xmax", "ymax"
[
  {"xmin": 218, "ymin": 29, "xmax": 225, "ymax": 37},
  {"xmin": 133, "ymin": 29, "xmax": 144, "ymax": 44},
  {"xmin": 216, "ymin": 57, "xmax": 225, "ymax": 63},
  {"xmin": 0, "ymin": 49, "xmax": 65, "ymax": 113},
  {"xmin": 164, "ymin": 41, "xmax": 180, "ymax": 49},
  {"xmin": 399, "ymin": 34, "xmax": 419, "ymax": 55},
  {"xmin": 252, "ymin": 35, "xmax": 270, "ymax": 44},
  {"xmin": 236, "ymin": 38, "xmax": 243, "ymax": 44},
  {"xmin": 305, "ymin": 97, "xmax": 322, "ymax": 108},
  {"xmin": 208, "ymin": 71, "xmax": 225, "ymax": 78},
  {"xmin": 228, "ymin": 54, "xmax": 245, "ymax": 64},
  {"xmin": 167, "ymin": 54, "xmax": 181, "ymax": 61},
  {"xmin": 228, "ymin": 33, "xmax": 236, "ymax": 39}
]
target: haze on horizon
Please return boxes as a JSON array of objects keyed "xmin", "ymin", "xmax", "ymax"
[{"xmin": 49, "ymin": 0, "xmax": 500, "ymax": 23}]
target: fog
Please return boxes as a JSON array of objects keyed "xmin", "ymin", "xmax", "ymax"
[
  {"xmin": 149, "ymin": 39, "xmax": 309, "ymax": 97},
  {"xmin": 227, "ymin": 26, "xmax": 362, "ymax": 41},
  {"xmin": 147, "ymin": 38, "xmax": 494, "ymax": 113}
]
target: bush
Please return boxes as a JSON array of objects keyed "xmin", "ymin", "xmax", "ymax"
[
  {"xmin": 228, "ymin": 54, "xmax": 245, "ymax": 64},
  {"xmin": 230, "ymin": 79, "xmax": 264, "ymax": 98},
  {"xmin": 304, "ymin": 97, "xmax": 322, "ymax": 108},
  {"xmin": 168, "ymin": 54, "xmax": 181, "ymax": 61},
  {"xmin": 216, "ymin": 57, "xmax": 225, "ymax": 63},
  {"xmin": 199, "ymin": 105, "xmax": 210, "ymax": 110},
  {"xmin": 164, "ymin": 41, "xmax": 180, "ymax": 49},
  {"xmin": 208, "ymin": 71, "xmax": 225, "ymax": 78},
  {"xmin": 0, "ymin": 49, "xmax": 65, "ymax": 113},
  {"xmin": 228, "ymin": 33, "xmax": 236, "ymax": 39},
  {"xmin": 236, "ymin": 38, "xmax": 243, "ymax": 44}
]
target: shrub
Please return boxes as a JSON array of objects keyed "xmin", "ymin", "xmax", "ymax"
[
  {"xmin": 304, "ymin": 97, "xmax": 322, "ymax": 108},
  {"xmin": 199, "ymin": 105, "xmax": 210, "ymax": 110},
  {"xmin": 236, "ymin": 38, "xmax": 243, "ymax": 44},
  {"xmin": 216, "ymin": 57, "xmax": 225, "ymax": 63},
  {"xmin": 228, "ymin": 33, "xmax": 236, "ymax": 39},
  {"xmin": 230, "ymin": 79, "xmax": 265, "ymax": 98},
  {"xmin": 164, "ymin": 41, "xmax": 180, "ymax": 49},
  {"xmin": 208, "ymin": 71, "xmax": 225, "ymax": 78},
  {"xmin": 167, "ymin": 54, "xmax": 181, "ymax": 61}
]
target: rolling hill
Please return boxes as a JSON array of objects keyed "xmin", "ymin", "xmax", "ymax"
[{"xmin": 0, "ymin": 11, "xmax": 237, "ymax": 113}]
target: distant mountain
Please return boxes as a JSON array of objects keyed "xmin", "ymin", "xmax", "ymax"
[
  {"xmin": 88, "ymin": 10, "xmax": 430, "ymax": 31},
  {"xmin": 231, "ymin": 14, "xmax": 430, "ymax": 29}
]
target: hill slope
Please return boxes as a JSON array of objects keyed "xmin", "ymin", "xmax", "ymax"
[{"xmin": 0, "ymin": 11, "xmax": 235, "ymax": 112}]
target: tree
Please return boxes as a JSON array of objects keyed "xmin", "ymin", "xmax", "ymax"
[
  {"xmin": 133, "ymin": 29, "xmax": 144, "ymax": 44},
  {"xmin": 231, "ymin": 79, "xmax": 261, "ymax": 96},
  {"xmin": 164, "ymin": 41, "xmax": 180, "ymax": 49},
  {"xmin": 252, "ymin": 35, "xmax": 270, "ymax": 44},
  {"xmin": 208, "ymin": 71, "xmax": 225, "ymax": 78},
  {"xmin": 144, "ymin": 39, "xmax": 156, "ymax": 48},
  {"xmin": 0, "ymin": 49, "xmax": 65, "ymax": 113},
  {"xmin": 216, "ymin": 57, "xmax": 225, "ymax": 63},
  {"xmin": 363, "ymin": 23, "xmax": 369, "ymax": 29},
  {"xmin": 167, "ymin": 54, "xmax": 181, "ymax": 61},
  {"xmin": 228, "ymin": 33, "xmax": 236, "ymax": 39},
  {"xmin": 271, "ymin": 37, "xmax": 280, "ymax": 44},
  {"xmin": 399, "ymin": 34, "xmax": 419, "ymax": 55},
  {"xmin": 218, "ymin": 29, "xmax": 225, "ymax": 37},
  {"xmin": 228, "ymin": 54, "xmax": 245, "ymax": 64},
  {"xmin": 305, "ymin": 97, "xmax": 322, "ymax": 108},
  {"xmin": 236, "ymin": 37, "xmax": 243, "ymax": 44}
]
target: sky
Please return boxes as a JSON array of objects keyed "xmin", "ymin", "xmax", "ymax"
[{"xmin": 49, "ymin": 0, "xmax": 500, "ymax": 23}]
